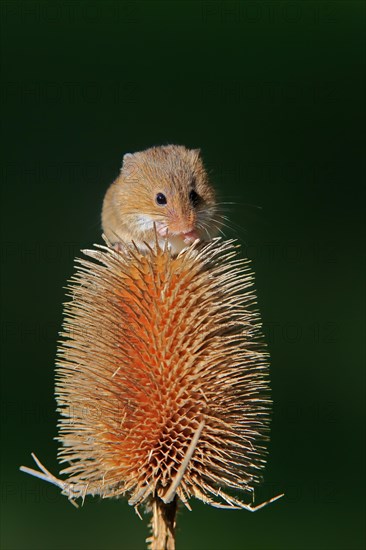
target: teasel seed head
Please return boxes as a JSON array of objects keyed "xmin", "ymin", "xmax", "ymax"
[{"xmin": 54, "ymin": 238, "xmax": 272, "ymax": 516}]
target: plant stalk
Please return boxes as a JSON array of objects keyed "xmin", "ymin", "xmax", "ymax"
[{"xmin": 147, "ymin": 496, "xmax": 177, "ymax": 550}]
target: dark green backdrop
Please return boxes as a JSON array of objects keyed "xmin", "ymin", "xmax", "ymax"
[{"xmin": 1, "ymin": 1, "xmax": 365, "ymax": 549}]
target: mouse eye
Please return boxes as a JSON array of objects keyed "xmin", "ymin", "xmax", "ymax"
[
  {"xmin": 189, "ymin": 189, "xmax": 200, "ymax": 207},
  {"xmin": 156, "ymin": 193, "xmax": 167, "ymax": 205}
]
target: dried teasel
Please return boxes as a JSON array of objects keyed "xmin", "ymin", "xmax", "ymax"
[{"xmin": 21, "ymin": 238, "xmax": 282, "ymax": 549}]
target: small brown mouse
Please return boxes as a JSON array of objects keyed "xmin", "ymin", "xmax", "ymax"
[{"xmin": 102, "ymin": 145, "xmax": 219, "ymax": 254}]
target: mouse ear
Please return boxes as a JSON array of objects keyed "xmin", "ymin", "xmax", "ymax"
[
  {"xmin": 121, "ymin": 153, "xmax": 133, "ymax": 169},
  {"xmin": 189, "ymin": 148, "xmax": 202, "ymax": 161},
  {"xmin": 189, "ymin": 148, "xmax": 203, "ymax": 167},
  {"xmin": 121, "ymin": 153, "xmax": 137, "ymax": 178}
]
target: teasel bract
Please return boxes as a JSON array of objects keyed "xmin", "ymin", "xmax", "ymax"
[{"xmin": 21, "ymin": 238, "xmax": 282, "ymax": 550}]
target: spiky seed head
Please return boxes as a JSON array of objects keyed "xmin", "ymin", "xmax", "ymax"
[{"xmin": 55, "ymin": 238, "xmax": 271, "ymax": 510}]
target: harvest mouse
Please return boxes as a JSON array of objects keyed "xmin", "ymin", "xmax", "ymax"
[{"xmin": 102, "ymin": 145, "xmax": 219, "ymax": 254}]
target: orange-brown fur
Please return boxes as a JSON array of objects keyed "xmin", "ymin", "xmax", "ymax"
[{"xmin": 102, "ymin": 145, "xmax": 218, "ymax": 254}]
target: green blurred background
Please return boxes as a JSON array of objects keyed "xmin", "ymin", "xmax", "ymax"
[{"xmin": 1, "ymin": 1, "xmax": 365, "ymax": 549}]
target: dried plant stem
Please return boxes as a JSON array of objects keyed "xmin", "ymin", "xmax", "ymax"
[{"xmin": 148, "ymin": 496, "xmax": 177, "ymax": 550}]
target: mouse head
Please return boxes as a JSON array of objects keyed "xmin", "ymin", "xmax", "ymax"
[{"xmin": 119, "ymin": 145, "xmax": 218, "ymax": 247}]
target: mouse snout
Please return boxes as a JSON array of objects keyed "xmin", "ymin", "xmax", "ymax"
[
  {"xmin": 168, "ymin": 208, "xmax": 197, "ymax": 236},
  {"xmin": 165, "ymin": 217, "xmax": 199, "ymax": 243}
]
